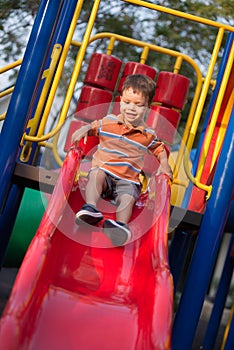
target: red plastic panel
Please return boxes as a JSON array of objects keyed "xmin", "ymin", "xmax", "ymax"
[
  {"xmin": 64, "ymin": 120, "xmax": 98, "ymax": 157},
  {"xmin": 143, "ymin": 153, "xmax": 159, "ymax": 176},
  {"xmin": 111, "ymin": 95, "xmax": 121, "ymax": 115},
  {"xmin": 118, "ymin": 62, "xmax": 157, "ymax": 92},
  {"xmin": 154, "ymin": 72, "xmax": 190, "ymax": 110},
  {"xmin": 64, "ymin": 120, "xmax": 85, "ymax": 152},
  {"xmin": 78, "ymin": 136, "xmax": 99, "ymax": 158},
  {"xmin": 84, "ymin": 53, "xmax": 122, "ymax": 91},
  {"xmin": 147, "ymin": 105, "xmax": 180, "ymax": 146},
  {"xmin": 76, "ymin": 85, "xmax": 112, "ymax": 121}
]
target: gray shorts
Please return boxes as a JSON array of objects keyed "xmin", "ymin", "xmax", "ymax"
[
  {"xmin": 103, "ymin": 172, "xmax": 142, "ymax": 203},
  {"xmin": 89, "ymin": 169, "xmax": 141, "ymax": 204}
]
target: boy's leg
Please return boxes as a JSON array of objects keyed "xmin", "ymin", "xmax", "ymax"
[
  {"xmin": 116, "ymin": 193, "xmax": 135, "ymax": 224},
  {"xmin": 85, "ymin": 168, "xmax": 107, "ymax": 206},
  {"xmin": 103, "ymin": 193, "xmax": 135, "ymax": 246},
  {"xmin": 75, "ymin": 168, "xmax": 107, "ymax": 225}
]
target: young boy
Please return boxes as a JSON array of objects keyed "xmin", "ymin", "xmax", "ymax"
[{"xmin": 71, "ymin": 74, "xmax": 172, "ymax": 246}]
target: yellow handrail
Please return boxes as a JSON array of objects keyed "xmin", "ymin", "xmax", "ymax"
[
  {"xmin": 221, "ymin": 301, "xmax": 234, "ymax": 350},
  {"xmin": 172, "ymin": 72, "xmax": 203, "ymax": 179},
  {"xmin": 0, "ymin": 87, "xmax": 14, "ymax": 99},
  {"xmin": 0, "ymin": 113, "xmax": 6, "ymax": 121},
  {"xmin": 182, "ymin": 27, "xmax": 226, "ymax": 198},
  {"xmin": 74, "ymin": 32, "xmax": 203, "ymax": 74},
  {"xmin": 20, "ymin": 43, "xmax": 62, "ymax": 162},
  {"xmin": 22, "ymin": 0, "xmax": 100, "ymax": 144},
  {"xmin": 0, "ymin": 60, "xmax": 21, "ymax": 120},
  {"xmin": 124, "ymin": 0, "xmax": 234, "ymax": 32},
  {"xmin": 196, "ymin": 40, "xmax": 234, "ymax": 180},
  {"xmin": 0, "ymin": 59, "xmax": 22, "ymax": 74},
  {"xmin": 210, "ymin": 88, "xmax": 234, "ymax": 171}
]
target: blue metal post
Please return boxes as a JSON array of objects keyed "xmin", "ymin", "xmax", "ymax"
[
  {"xmin": 0, "ymin": 0, "xmax": 80, "ymax": 267},
  {"xmin": 0, "ymin": 0, "xmax": 64, "ymax": 209},
  {"xmin": 172, "ymin": 106, "xmax": 234, "ymax": 350},
  {"xmin": 0, "ymin": 0, "xmax": 66, "ymax": 266},
  {"xmin": 0, "ymin": 186, "xmax": 25, "ymax": 267},
  {"xmin": 203, "ymin": 235, "xmax": 234, "ymax": 349},
  {"xmin": 169, "ymin": 229, "xmax": 194, "ymax": 292},
  {"xmin": 25, "ymin": 0, "xmax": 79, "ymax": 165},
  {"xmin": 182, "ymin": 33, "xmax": 234, "ymax": 208},
  {"xmin": 223, "ymin": 309, "xmax": 234, "ymax": 350}
]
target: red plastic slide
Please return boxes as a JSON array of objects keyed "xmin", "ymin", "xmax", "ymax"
[{"xmin": 0, "ymin": 146, "xmax": 173, "ymax": 350}]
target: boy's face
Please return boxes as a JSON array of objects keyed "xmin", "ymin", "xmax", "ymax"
[{"xmin": 120, "ymin": 87, "xmax": 148, "ymax": 126}]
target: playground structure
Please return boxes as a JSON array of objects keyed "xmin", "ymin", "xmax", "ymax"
[{"xmin": 0, "ymin": 1, "xmax": 233, "ymax": 349}]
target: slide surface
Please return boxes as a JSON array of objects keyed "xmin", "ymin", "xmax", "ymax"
[{"xmin": 0, "ymin": 146, "xmax": 173, "ymax": 350}]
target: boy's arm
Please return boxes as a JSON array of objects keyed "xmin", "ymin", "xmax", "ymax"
[
  {"xmin": 156, "ymin": 149, "xmax": 173, "ymax": 181},
  {"xmin": 149, "ymin": 137, "xmax": 173, "ymax": 180},
  {"xmin": 71, "ymin": 124, "xmax": 92, "ymax": 145},
  {"xmin": 71, "ymin": 119, "xmax": 101, "ymax": 145}
]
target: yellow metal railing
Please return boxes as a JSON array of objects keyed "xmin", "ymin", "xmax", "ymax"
[
  {"xmin": 221, "ymin": 301, "xmax": 234, "ymax": 350},
  {"xmin": 20, "ymin": 0, "xmax": 100, "ymax": 166},
  {"xmin": 0, "ymin": 59, "xmax": 22, "ymax": 120},
  {"xmin": 0, "ymin": 87, "xmax": 14, "ymax": 99},
  {"xmin": 124, "ymin": 0, "xmax": 234, "ymax": 32},
  {"xmin": 20, "ymin": 0, "xmax": 86, "ymax": 142},
  {"xmin": 210, "ymin": 88, "xmax": 234, "ymax": 171},
  {"xmin": 196, "ymin": 40, "xmax": 234, "ymax": 180},
  {"xmin": 20, "ymin": 43, "xmax": 63, "ymax": 162}
]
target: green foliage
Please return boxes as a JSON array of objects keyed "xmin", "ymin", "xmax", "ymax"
[
  {"xmin": 1, "ymin": 0, "xmax": 233, "ymax": 73},
  {"xmin": 0, "ymin": 0, "xmax": 39, "ymax": 29},
  {"xmin": 0, "ymin": 0, "xmax": 39, "ymax": 62}
]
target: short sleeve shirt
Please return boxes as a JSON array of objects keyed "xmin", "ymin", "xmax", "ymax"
[{"xmin": 88, "ymin": 114, "xmax": 164, "ymax": 184}]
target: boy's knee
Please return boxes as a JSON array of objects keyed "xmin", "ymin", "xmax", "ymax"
[
  {"xmin": 89, "ymin": 168, "xmax": 105, "ymax": 180},
  {"xmin": 88, "ymin": 168, "xmax": 107, "ymax": 194},
  {"xmin": 117, "ymin": 193, "xmax": 135, "ymax": 207}
]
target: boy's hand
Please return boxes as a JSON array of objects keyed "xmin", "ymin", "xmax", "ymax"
[
  {"xmin": 156, "ymin": 149, "xmax": 173, "ymax": 181},
  {"xmin": 156, "ymin": 164, "xmax": 173, "ymax": 181},
  {"xmin": 71, "ymin": 124, "xmax": 91, "ymax": 145}
]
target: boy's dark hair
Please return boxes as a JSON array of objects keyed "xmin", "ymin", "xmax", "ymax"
[{"xmin": 121, "ymin": 74, "xmax": 156, "ymax": 106}]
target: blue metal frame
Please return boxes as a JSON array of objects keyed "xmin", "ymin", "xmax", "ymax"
[
  {"xmin": 0, "ymin": 0, "xmax": 64, "ymax": 211},
  {"xmin": 203, "ymin": 235, "xmax": 234, "ymax": 349},
  {"xmin": 0, "ymin": 186, "xmax": 25, "ymax": 267},
  {"xmin": 0, "ymin": 0, "xmax": 78, "ymax": 267},
  {"xmin": 223, "ymin": 308, "xmax": 234, "ymax": 350},
  {"xmin": 24, "ymin": 0, "xmax": 78, "ymax": 165},
  {"xmin": 169, "ymin": 229, "xmax": 195, "ymax": 292},
  {"xmin": 182, "ymin": 32, "xmax": 234, "ymax": 208},
  {"xmin": 172, "ymin": 106, "xmax": 234, "ymax": 349}
]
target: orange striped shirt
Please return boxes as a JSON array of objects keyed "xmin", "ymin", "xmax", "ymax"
[{"xmin": 88, "ymin": 114, "xmax": 164, "ymax": 184}]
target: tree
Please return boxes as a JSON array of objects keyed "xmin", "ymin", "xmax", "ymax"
[
  {"xmin": 68, "ymin": 0, "xmax": 234, "ymax": 76},
  {"xmin": 0, "ymin": 1, "xmax": 39, "ymax": 62},
  {"xmin": 1, "ymin": 0, "xmax": 233, "ymax": 74}
]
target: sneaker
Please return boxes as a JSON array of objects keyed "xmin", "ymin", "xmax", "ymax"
[
  {"xmin": 103, "ymin": 219, "xmax": 132, "ymax": 246},
  {"xmin": 75, "ymin": 204, "xmax": 103, "ymax": 225}
]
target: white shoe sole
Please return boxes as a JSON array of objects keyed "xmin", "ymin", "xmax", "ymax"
[
  {"xmin": 75, "ymin": 209, "xmax": 103, "ymax": 225},
  {"xmin": 103, "ymin": 219, "xmax": 132, "ymax": 246}
]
